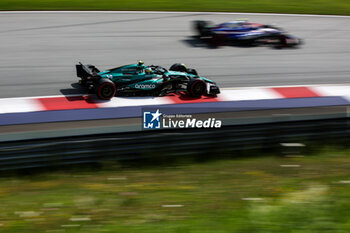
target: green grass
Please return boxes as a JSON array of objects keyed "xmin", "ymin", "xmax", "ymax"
[
  {"xmin": 0, "ymin": 0, "xmax": 350, "ymax": 15},
  {"xmin": 1, "ymin": 148, "xmax": 350, "ymax": 232}
]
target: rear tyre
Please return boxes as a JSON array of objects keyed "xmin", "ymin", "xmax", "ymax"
[
  {"xmin": 240, "ymin": 39, "xmax": 255, "ymax": 47},
  {"xmin": 210, "ymin": 34, "xmax": 225, "ymax": 47},
  {"xmin": 96, "ymin": 79, "xmax": 116, "ymax": 100},
  {"xmin": 187, "ymin": 78, "xmax": 206, "ymax": 97}
]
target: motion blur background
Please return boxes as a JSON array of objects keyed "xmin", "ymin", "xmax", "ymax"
[{"xmin": 0, "ymin": 0, "xmax": 350, "ymax": 232}]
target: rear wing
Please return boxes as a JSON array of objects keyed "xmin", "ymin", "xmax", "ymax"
[{"xmin": 76, "ymin": 62, "xmax": 99, "ymax": 78}]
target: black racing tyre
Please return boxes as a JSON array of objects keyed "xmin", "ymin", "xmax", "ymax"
[
  {"xmin": 239, "ymin": 39, "xmax": 255, "ymax": 46},
  {"xmin": 169, "ymin": 63, "xmax": 188, "ymax": 73},
  {"xmin": 187, "ymin": 78, "xmax": 206, "ymax": 97},
  {"xmin": 95, "ymin": 79, "xmax": 116, "ymax": 100},
  {"xmin": 210, "ymin": 34, "xmax": 226, "ymax": 47},
  {"xmin": 279, "ymin": 35, "xmax": 288, "ymax": 47},
  {"xmin": 187, "ymin": 68, "xmax": 198, "ymax": 75}
]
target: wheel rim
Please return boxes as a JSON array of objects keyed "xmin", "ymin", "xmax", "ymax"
[
  {"xmin": 195, "ymin": 84, "xmax": 204, "ymax": 93},
  {"xmin": 192, "ymin": 81, "xmax": 205, "ymax": 96},
  {"xmin": 102, "ymin": 85, "xmax": 113, "ymax": 97}
]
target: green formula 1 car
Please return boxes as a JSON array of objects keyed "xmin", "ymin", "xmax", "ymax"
[{"xmin": 76, "ymin": 61, "xmax": 220, "ymax": 100}]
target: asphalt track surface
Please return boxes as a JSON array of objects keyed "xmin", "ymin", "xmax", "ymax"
[{"xmin": 0, "ymin": 11, "xmax": 349, "ymax": 98}]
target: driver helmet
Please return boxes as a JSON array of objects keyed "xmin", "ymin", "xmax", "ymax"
[
  {"xmin": 145, "ymin": 67, "xmax": 152, "ymax": 74},
  {"xmin": 138, "ymin": 60, "xmax": 144, "ymax": 66}
]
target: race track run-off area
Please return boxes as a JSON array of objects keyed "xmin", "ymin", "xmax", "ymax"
[{"xmin": 1, "ymin": 84, "xmax": 350, "ymax": 126}]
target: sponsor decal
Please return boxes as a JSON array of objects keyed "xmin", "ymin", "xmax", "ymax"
[
  {"xmin": 135, "ymin": 84, "xmax": 156, "ymax": 89},
  {"xmin": 143, "ymin": 109, "xmax": 222, "ymax": 130}
]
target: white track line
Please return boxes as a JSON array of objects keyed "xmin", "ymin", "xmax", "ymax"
[
  {"xmin": 218, "ymin": 83, "xmax": 350, "ymax": 90},
  {"xmin": 0, "ymin": 11, "xmax": 349, "ymax": 18}
]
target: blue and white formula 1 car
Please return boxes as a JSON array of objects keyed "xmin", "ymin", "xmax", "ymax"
[{"xmin": 194, "ymin": 19, "xmax": 302, "ymax": 48}]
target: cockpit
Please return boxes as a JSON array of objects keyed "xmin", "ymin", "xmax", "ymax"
[
  {"xmin": 219, "ymin": 21, "xmax": 248, "ymax": 29},
  {"xmin": 148, "ymin": 65, "xmax": 168, "ymax": 74}
]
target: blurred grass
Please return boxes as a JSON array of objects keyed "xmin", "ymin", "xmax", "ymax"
[
  {"xmin": 1, "ymin": 148, "xmax": 350, "ymax": 232},
  {"xmin": 0, "ymin": 0, "xmax": 350, "ymax": 15}
]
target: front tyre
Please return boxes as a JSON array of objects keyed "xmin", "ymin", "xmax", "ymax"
[
  {"xmin": 187, "ymin": 78, "xmax": 206, "ymax": 97},
  {"xmin": 96, "ymin": 79, "xmax": 116, "ymax": 100},
  {"xmin": 170, "ymin": 64, "xmax": 198, "ymax": 75},
  {"xmin": 169, "ymin": 63, "xmax": 187, "ymax": 72},
  {"xmin": 187, "ymin": 68, "xmax": 198, "ymax": 75}
]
